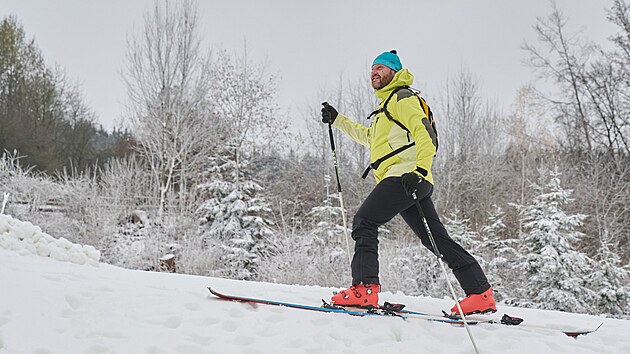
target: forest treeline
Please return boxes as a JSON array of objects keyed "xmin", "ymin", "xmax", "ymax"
[{"xmin": 0, "ymin": 17, "xmax": 133, "ymax": 173}]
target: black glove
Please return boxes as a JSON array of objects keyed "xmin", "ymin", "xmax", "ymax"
[
  {"xmin": 401, "ymin": 172, "xmax": 423, "ymax": 195},
  {"xmin": 321, "ymin": 102, "xmax": 338, "ymax": 124}
]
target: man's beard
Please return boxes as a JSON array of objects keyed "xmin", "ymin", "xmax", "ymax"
[{"xmin": 372, "ymin": 74, "xmax": 394, "ymax": 90}]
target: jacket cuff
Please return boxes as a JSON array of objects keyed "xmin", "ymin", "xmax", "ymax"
[{"xmin": 415, "ymin": 167, "xmax": 428, "ymax": 178}]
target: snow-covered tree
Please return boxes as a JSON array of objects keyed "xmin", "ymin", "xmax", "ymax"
[
  {"xmin": 587, "ymin": 236, "xmax": 630, "ymax": 316},
  {"xmin": 196, "ymin": 146, "xmax": 275, "ymax": 280},
  {"xmin": 123, "ymin": 0, "xmax": 213, "ymax": 218},
  {"xmin": 480, "ymin": 206, "xmax": 520, "ymax": 301},
  {"xmin": 516, "ymin": 167, "xmax": 595, "ymax": 313},
  {"xmin": 209, "ymin": 48, "xmax": 285, "ymax": 155},
  {"xmin": 306, "ymin": 175, "xmax": 348, "ymax": 262},
  {"xmin": 384, "ymin": 243, "xmax": 426, "ymax": 296},
  {"xmin": 481, "ymin": 206, "xmax": 508, "ymax": 240},
  {"xmin": 445, "ymin": 210, "xmax": 483, "ymax": 259}
]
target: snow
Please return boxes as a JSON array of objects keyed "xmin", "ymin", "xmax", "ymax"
[
  {"xmin": 2, "ymin": 217, "xmax": 630, "ymax": 353},
  {"xmin": 0, "ymin": 214, "xmax": 100, "ymax": 266}
]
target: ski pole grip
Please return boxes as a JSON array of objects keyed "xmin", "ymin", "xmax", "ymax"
[{"xmin": 322, "ymin": 102, "xmax": 334, "ymax": 127}]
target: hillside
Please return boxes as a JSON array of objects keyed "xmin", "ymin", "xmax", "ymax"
[{"xmin": 1, "ymin": 215, "xmax": 629, "ymax": 353}]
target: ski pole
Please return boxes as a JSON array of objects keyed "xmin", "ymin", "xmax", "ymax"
[
  {"xmin": 323, "ymin": 102, "xmax": 352, "ymax": 266},
  {"xmin": 412, "ymin": 191, "xmax": 480, "ymax": 354}
]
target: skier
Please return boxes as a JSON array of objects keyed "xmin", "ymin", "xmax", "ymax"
[{"xmin": 321, "ymin": 50, "xmax": 496, "ymax": 315}]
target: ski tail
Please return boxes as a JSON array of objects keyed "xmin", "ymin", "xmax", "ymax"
[
  {"xmin": 209, "ymin": 287, "xmax": 380, "ymax": 317},
  {"xmin": 440, "ymin": 308, "xmax": 601, "ymax": 338},
  {"xmin": 564, "ymin": 322, "xmax": 604, "ymax": 338}
]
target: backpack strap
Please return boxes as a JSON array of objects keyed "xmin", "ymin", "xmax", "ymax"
[
  {"xmin": 382, "ymin": 86, "xmax": 411, "ymax": 133},
  {"xmin": 361, "ymin": 142, "xmax": 416, "ymax": 179},
  {"xmin": 366, "ymin": 86, "xmax": 411, "ymax": 133},
  {"xmin": 362, "ymin": 86, "xmax": 416, "ymax": 179}
]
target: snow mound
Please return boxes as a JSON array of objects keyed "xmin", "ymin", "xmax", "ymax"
[{"xmin": 0, "ymin": 214, "xmax": 100, "ymax": 265}]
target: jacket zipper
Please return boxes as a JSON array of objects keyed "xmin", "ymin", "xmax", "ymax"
[{"xmin": 371, "ymin": 115, "xmax": 379, "ymax": 142}]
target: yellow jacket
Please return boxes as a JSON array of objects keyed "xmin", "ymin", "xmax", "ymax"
[{"xmin": 333, "ymin": 69, "xmax": 437, "ymax": 184}]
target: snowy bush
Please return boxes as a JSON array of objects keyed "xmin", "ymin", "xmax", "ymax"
[
  {"xmin": 100, "ymin": 210, "xmax": 184, "ymax": 271},
  {"xmin": 0, "ymin": 151, "xmax": 63, "ymax": 217}
]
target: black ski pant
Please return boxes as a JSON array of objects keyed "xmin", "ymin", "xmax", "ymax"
[{"xmin": 350, "ymin": 176, "xmax": 491, "ymax": 295}]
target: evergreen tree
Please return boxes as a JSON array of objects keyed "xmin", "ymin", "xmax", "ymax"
[
  {"xmin": 383, "ymin": 243, "xmax": 425, "ymax": 296},
  {"xmin": 480, "ymin": 206, "xmax": 520, "ymax": 301},
  {"xmin": 587, "ymin": 237, "xmax": 630, "ymax": 316},
  {"xmin": 307, "ymin": 175, "xmax": 348, "ymax": 263},
  {"xmin": 517, "ymin": 167, "xmax": 595, "ymax": 313},
  {"xmin": 481, "ymin": 205, "xmax": 507, "ymax": 240},
  {"xmin": 445, "ymin": 211, "xmax": 483, "ymax": 258},
  {"xmin": 196, "ymin": 146, "xmax": 275, "ymax": 280}
]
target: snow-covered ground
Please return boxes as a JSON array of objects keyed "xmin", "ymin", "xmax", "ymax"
[{"xmin": 1, "ymin": 215, "xmax": 630, "ymax": 353}]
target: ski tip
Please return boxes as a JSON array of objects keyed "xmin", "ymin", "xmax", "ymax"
[{"xmin": 564, "ymin": 322, "xmax": 603, "ymax": 338}]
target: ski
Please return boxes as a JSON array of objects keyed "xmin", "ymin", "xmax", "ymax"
[
  {"xmin": 388, "ymin": 303, "xmax": 601, "ymax": 338},
  {"xmin": 439, "ymin": 309, "xmax": 603, "ymax": 337},
  {"xmin": 344, "ymin": 301, "xmax": 601, "ymax": 338},
  {"xmin": 208, "ymin": 287, "xmax": 602, "ymax": 337},
  {"xmin": 208, "ymin": 287, "xmax": 471, "ymax": 324},
  {"xmin": 208, "ymin": 287, "xmax": 398, "ymax": 318}
]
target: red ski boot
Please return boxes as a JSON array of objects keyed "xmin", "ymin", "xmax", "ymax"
[
  {"xmin": 450, "ymin": 287, "xmax": 497, "ymax": 316},
  {"xmin": 331, "ymin": 284, "xmax": 380, "ymax": 308}
]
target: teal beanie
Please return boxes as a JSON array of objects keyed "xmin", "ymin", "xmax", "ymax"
[{"xmin": 372, "ymin": 50, "xmax": 402, "ymax": 71}]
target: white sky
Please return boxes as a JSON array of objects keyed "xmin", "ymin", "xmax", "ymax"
[{"xmin": 0, "ymin": 0, "xmax": 619, "ymax": 131}]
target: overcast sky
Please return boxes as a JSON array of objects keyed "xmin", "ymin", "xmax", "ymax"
[{"xmin": 0, "ymin": 0, "xmax": 619, "ymax": 131}]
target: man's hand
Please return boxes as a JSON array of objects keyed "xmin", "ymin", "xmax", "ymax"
[
  {"xmin": 401, "ymin": 172, "xmax": 423, "ymax": 195},
  {"xmin": 321, "ymin": 102, "xmax": 338, "ymax": 124}
]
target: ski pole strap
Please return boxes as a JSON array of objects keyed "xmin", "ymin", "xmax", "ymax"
[{"xmin": 361, "ymin": 142, "xmax": 416, "ymax": 179}]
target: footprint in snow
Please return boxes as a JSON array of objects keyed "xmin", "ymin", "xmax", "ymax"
[
  {"xmin": 93, "ymin": 285, "xmax": 115, "ymax": 292},
  {"xmin": 263, "ymin": 314, "xmax": 285, "ymax": 323},
  {"xmin": 32, "ymin": 348, "xmax": 53, "ymax": 354},
  {"xmin": 86, "ymin": 330, "xmax": 126, "ymax": 339},
  {"xmin": 233, "ymin": 335, "xmax": 255, "ymax": 346},
  {"xmin": 65, "ymin": 295, "xmax": 82, "ymax": 310},
  {"xmin": 164, "ymin": 316, "xmax": 182, "ymax": 329},
  {"xmin": 222, "ymin": 320, "xmax": 239, "ymax": 332},
  {"xmin": 229, "ymin": 307, "xmax": 245, "ymax": 318},
  {"xmin": 192, "ymin": 316, "xmax": 221, "ymax": 326},
  {"xmin": 184, "ymin": 302, "xmax": 202, "ymax": 311}
]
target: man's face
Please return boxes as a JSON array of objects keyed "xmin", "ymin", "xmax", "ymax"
[{"xmin": 371, "ymin": 64, "xmax": 395, "ymax": 90}]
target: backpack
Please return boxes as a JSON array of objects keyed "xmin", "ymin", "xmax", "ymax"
[{"xmin": 361, "ymin": 86, "xmax": 438, "ymax": 179}]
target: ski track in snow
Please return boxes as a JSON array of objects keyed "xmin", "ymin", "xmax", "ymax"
[{"xmin": 1, "ymin": 214, "xmax": 630, "ymax": 353}]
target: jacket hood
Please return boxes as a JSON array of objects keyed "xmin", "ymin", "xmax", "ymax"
[{"xmin": 374, "ymin": 68, "xmax": 415, "ymax": 101}]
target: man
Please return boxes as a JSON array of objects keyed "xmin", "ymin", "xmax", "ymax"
[{"xmin": 321, "ymin": 50, "xmax": 496, "ymax": 315}]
